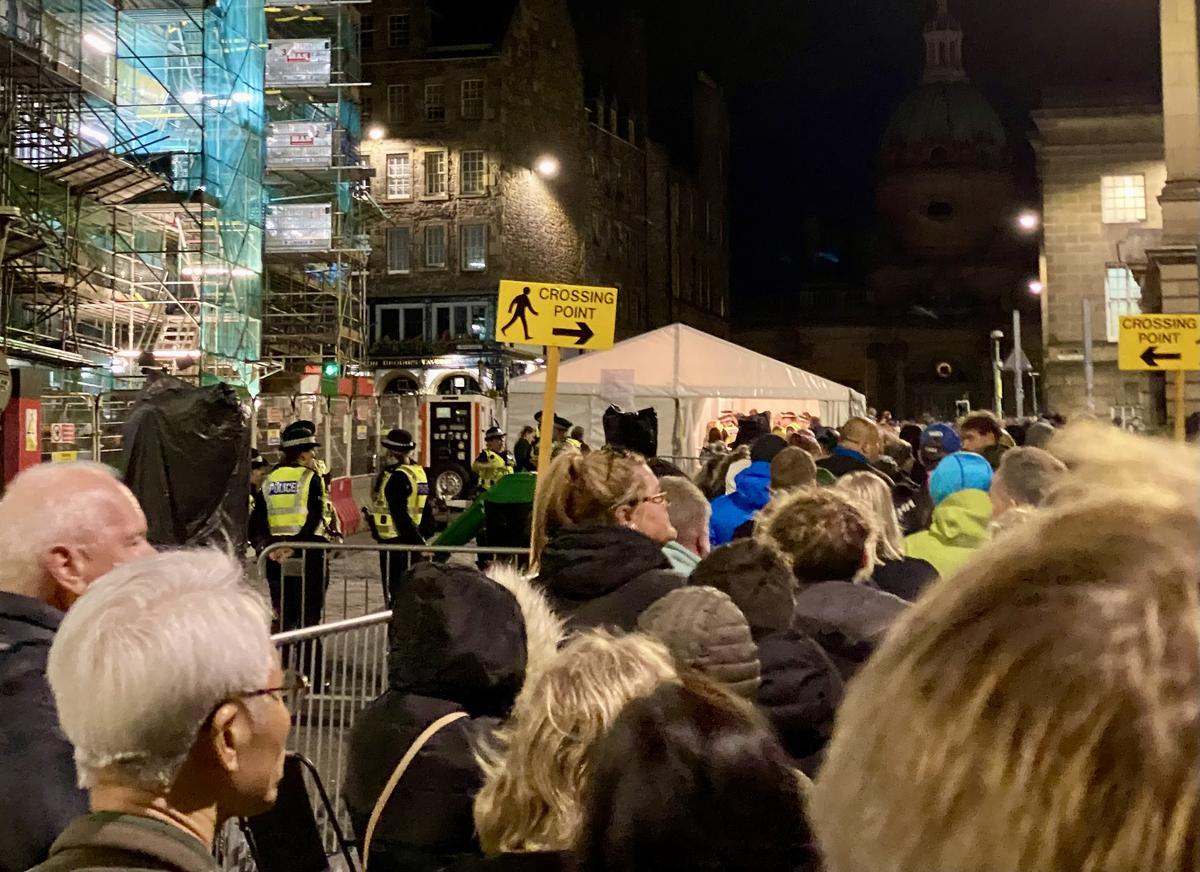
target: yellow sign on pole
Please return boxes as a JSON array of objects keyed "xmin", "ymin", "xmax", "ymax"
[
  {"xmin": 1117, "ymin": 314, "xmax": 1200, "ymax": 371},
  {"xmin": 496, "ymin": 280, "xmax": 618, "ymax": 350}
]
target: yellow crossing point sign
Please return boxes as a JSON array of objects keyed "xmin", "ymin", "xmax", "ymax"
[
  {"xmin": 496, "ymin": 280, "xmax": 618, "ymax": 351},
  {"xmin": 1118, "ymin": 314, "xmax": 1200, "ymax": 371}
]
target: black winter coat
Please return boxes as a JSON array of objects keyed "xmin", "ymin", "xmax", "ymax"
[
  {"xmin": 344, "ymin": 564, "xmax": 528, "ymax": 872},
  {"xmin": 792, "ymin": 581, "xmax": 908, "ymax": 680},
  {"xmin": 754, "ymin": 628, "xmax": 844, "ymax": 776},
  {"xmin": 871, "ymin": 557, "xmax": 939, "ymax": 602},
  {"xmin": 0, "ymin": 592, "xmax": 88, "ymax": 872},
  {"xmin": 535, "ymin": 525, "xmax": 684, "ymax": 631},
  {"xmin": 449, "ymin": 852, "xmax": 573, "ymax": 872}
]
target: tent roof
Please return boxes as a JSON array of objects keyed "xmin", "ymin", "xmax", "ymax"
[{"xmin": 509, "ymin": 323, "xmax": 864, "ymax": 403}]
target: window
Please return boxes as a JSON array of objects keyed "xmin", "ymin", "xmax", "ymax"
[
  {"xmin": 1101, "ymin": 175, "xmax": 1147, "ymax": 224},
  {"xmin": 425, "ymin": 83, "xmax": 445, "ymax": 122},
  {"xmin": 424, "ymin": 225, "xmax": 446, "ymax": 268},
  {"xmin": 376, "ymin": 303, "xmax": 425, "ymax": 341},
  {"xmin": 385, "ymin": 227, "xmax": 410, "ymax": 273},
  {"xmin": 432, "ymin": 302, "xmax": 489, "ymax": 339},
  {"xmin": 387, "ymin": 84, "xmax": 408, "ymax": 124},
  {"xmin": 360, "ymin": 14, "xmax": 373, "ymax": 50},
  {"xmin": 461, "ymin": 224, "xmax": 487, "ymax": 271},
  {"xmin": 460, "ymin": 150, "xmax": 484, "ymax": 194},
  {"xmin": 388, "ymin": 14, "xmax": 409, "ymax": 48},
  {"xmin": 461, "ymin": 79, "xmax": 484, "ymax": 119},
  {"xmin": 361, "ymin": 95, "xmax": 373, "ymax": 121},
  {"xmin": 385, "ymin": 153, "xmax": 411, "ymax": 199},
  {"xmin": 423, "ymin": 150, "xmax": 446, "ymax": 196},
  {"xmin": 1105, "ymin": 264, "xmax": 1142, "ymax": 341}
]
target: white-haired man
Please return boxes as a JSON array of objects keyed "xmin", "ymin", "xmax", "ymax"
[
  {"xmin": 659, "ymin": 475, "xmax": 712, "ymax": 576},
  {"xmin": 35, "ymin": 550, "xmax": 294, "ymax": 872},
  {"xmin": 0, "ymin": 462, "xmax": 155, "ymax": 872}
]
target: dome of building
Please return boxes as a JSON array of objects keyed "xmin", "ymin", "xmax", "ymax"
[{"xmin": 883, "ymin": 81, "xmax": 1007, "ymax": 166}]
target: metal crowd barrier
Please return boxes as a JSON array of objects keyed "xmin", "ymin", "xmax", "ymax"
[{"xmin": 254, "ymin": 542, "xmax": 529, "ymax": 632}]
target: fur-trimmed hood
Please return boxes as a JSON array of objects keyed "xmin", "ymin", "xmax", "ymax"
[{"xmin": 487, "ymin": 563, "xmax": 564, "ymax": 694}]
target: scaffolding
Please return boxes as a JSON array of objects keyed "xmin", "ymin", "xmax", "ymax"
[
  {"xmin": 261, "ymin": 0, "xmax": 369, "ymax": 372},
  {"xmin": 0, "ymin": 0, "xmax": 265, "ymax": 390}
]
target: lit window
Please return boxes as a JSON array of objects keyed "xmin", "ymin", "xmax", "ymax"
[
  {"xmin": 386, "ymin": 227, "xmax": 410, "ymax": 273},
  {"xmin": 425, "ymin": 83, "xmax": 445, "ymax": 122},
  {"xmin": 461, "ymin": 79, "xmax": 484, "ymax": 119},
  {"xmin": 1101, "ymin": 175, "xmax": 1147, "ymax": 224},
  {"xmin": 360, "ymin": 14, "xmax": 373, "ymax": 50},
  {"xmin": 460, "ymin": 150, "xmax": 484, "ymax": 194},
  {"xmin": 385, "ymin": 153, "xmax": 410, "ymax": 199},
  {"xmin": 388, "ymin": 14, "xmax": 409, "ymax": 48},
  {"xmin": 424, "ymin": 225, "xmax": 446, "ymax": 268},
  {"xmin": 1105, "ymin": 264, "xmax": 1142, "ymax": 341},
  {"xmin": 423, "ymin": 151, "xmax": 446, "ymax": 196},
  {"xmin": 387, "ymin": 84, "xmax": 408, "ymax": 124},
  {"xmin": 461, "ymin": 224, "xmax": 487, "ymax": 271}
]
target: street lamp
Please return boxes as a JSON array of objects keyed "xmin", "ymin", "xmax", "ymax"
[
  {"xmin": 990, "ymin": 329, "xmax": 1005, "ymax": 417},
  {"xmin": 1027, "ymin": 278, "xmax": 1044, "ymax": 294},
  {"xmin": 534, "ymin": 154, "xmax": 560, "ymax": 179},
  {"xmin": 367, "ymin": 125, "xmax": 385, "ymax": 141},
  {"xmin": 1017, "ymin": 210, "xmax": 1040, "ymax": 232}
]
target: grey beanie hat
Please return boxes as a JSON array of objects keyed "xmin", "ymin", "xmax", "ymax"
[
  {"xmin": 637, "ymin": 586, "xmax": 761, "ymax": 700},
  {"xmin": 1025, "ymin": 420, "xmax": 1055, "ymax": 449}
]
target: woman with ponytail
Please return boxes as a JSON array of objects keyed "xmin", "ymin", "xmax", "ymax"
[{"xmin": 531, "ymin": 448, "xmax": 684, "ymax": 631}]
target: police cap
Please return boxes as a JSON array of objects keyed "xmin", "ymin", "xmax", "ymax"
[
  {"xmin": 484, "ymin": 426, "xmax": 505, "ymax": 441},
  {"xmin": 534, "ymin": 411, "xmax": 573, "ymax": 429},
  {"xmin": 382, "ymin": 428, "xmax": 416, "ymax": 451},
  {"xmin": 250, "ymin": 448, "xmax": 270, "ymax": 469},
  {"xmin": 280, "ymin": 421, "xmax": 320, "ymax": 449}
]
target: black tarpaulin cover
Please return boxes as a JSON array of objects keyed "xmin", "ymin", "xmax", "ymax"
[
  {"xmin": 602, "ymin": 404, "xmax": 658, "ymax": 458},
  {"xmin": 122, "ymin": 376, "xmax": 249, "ymax": 548}
]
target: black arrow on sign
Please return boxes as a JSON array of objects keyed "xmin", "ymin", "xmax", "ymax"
[
  {"xmin": 552, "ymin": 321, "xmax": 595, "ymax": 346},
  {"xmin": 1141, "ymin": 346, "xmax": 1182, "ymax": 367}
]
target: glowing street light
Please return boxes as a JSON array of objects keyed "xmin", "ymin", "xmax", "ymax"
[
  {"xmin": 367, "ymin": 125, "xmax": 385, "ymax": 141},
  {"xmin": 1017, "ymin": 210, "xmax": 1040, "ymax": 232},
  {"xmin": 534, "ymin": 154, "xmax": 560, "ymax": 179},
  {"xmin": 1028, "ymin": 279, "xmax": 1044, "ymax": 294}
]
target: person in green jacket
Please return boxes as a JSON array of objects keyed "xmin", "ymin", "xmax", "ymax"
[{"xmin": 905, "ymin": 451, "xmax": 993, "ymax": 578}]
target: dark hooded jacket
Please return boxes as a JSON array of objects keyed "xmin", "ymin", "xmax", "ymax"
[
  {"xmin": 792, "ymin": 581, "xmax": 908, "ymax": 680},
  {"xmin": 0, "ymin": 592, "xmax": 88, "ymax": 872},
  {"xmin": 344, "ymin": 564, "xmax": 527, "ymax": 872},
  {"xmin": 536, "ymin": 525, "xmax": 684, "ymax": 631}
]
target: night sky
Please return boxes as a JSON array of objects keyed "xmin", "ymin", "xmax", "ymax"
[{"xmin": 636, "ymin": 0, "xmax": 1162, "ymax": 325}]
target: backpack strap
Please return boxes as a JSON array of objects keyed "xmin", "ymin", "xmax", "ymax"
[{"xmin": 361, "ymin": 710, "xmax": 470, "ymax": 871}]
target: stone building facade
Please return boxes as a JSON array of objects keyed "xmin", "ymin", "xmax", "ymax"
[
  {"xmin": 358, "ymin": 0, "xmax": 729, "ymax": 394},
  {"xmin": 1032, "ymin": 103, "xmax": 1167, "ymax": 424}
]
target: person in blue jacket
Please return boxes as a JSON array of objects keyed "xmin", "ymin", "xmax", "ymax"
[{"xmin": 709, "ymin": 434, "xmax": 787, "ymax": 546}]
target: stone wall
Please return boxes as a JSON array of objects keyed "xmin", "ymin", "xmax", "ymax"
[{"xmin": 1034, "ymin": 108, "xmax": 1166, "ymax": 423}]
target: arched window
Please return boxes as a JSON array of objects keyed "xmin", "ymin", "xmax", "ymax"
[{"xmin": 436, "ymin": 373, "xmax": 482, "ymax": 395}]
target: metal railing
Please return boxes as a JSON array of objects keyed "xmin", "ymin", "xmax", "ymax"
[{"xmin": 255, "ymin": 541, "xmax": 528, "ymax": 631}]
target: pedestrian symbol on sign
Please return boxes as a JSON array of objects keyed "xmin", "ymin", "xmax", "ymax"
[{"xmin": 500, "ymin": 286, "xmax": 539, "ymax": 342}]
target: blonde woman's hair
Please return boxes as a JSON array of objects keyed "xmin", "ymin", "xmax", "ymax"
[
  {"xmin": 836, "ymin": 472, "xmax": 904, "ymax": 562},
  {"xmin": 755, "ymin": 486, "xmax": 878, "ymax": 583},
  {"xmin": 811, "ymin": 424, "xmax": 1200, "ymax": 872},
  {"xmin": 473, "ymin": 629, "xmax": 679, "ymax": 854},
  {"xmin": 530, "ymin": 448, "xmax": 651, "ymax": 565}
]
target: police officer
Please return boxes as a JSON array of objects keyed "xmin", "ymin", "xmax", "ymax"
[
  {"xmin": 531, "ymin": 412, "xmax": 579, "ymax": 466},
  {"xmin": 296, "ymin": 419, "xmax": 342, "ymax": 542},
  {"xmin": 370, "ymin": 428, "xmax": 432, "ymax": 604},
  {"xmin": 263, "ymin": 422, "xmax": 330, "ymax": 633},
  {"xmin": 472, "ymin": 426, "xmax": 514, "ymax": 494},
  {"xmin": 248, "ymin": 449, "xmax": 271, "ymax": 554}
]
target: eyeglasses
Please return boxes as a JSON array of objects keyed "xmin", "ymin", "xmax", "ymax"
[
  {"xmin": 242, "ymin": 669, "xmax": 310, "ymax": 714},
  {"xmin": 641, "ymin": 491, "xmax": 669, "ymax": 506}
]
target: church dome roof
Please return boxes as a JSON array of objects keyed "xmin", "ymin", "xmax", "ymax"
[{"xmin": 884, "ymin": 80, "xmax": 1007, "ymax": 154}]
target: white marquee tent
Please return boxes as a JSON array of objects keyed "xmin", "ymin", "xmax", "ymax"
[{"xmin": 506, "ymin": 323, "xmax": 866, "ymax": 458}]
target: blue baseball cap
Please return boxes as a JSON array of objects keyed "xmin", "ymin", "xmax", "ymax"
[
  {"xmin": 920, "ymin": 422, "xmax": 962, "ymax": 456},
  {"xmin": 929, "ymin": 451, "xmax": 993, "ymax": 506}
]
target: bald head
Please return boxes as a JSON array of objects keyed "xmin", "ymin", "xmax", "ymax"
[
  {"xmin": 840, "ymin": 417, "xmax": 883, "ymax": 461},
  {"xmin": 0, "ymin": 463, "xmax": 153, "ymax": 609}
]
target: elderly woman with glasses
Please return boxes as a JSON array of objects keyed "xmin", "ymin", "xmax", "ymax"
[
  {"xmin": 33, "ymin": 550, "xmax": 294, "ymax": 872},
  {"xmin": 531, "ymin": 447, "xmax": 684, "ymax": 631}
]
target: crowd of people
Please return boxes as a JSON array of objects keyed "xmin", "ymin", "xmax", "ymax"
[{"xmin": 4, "ymin": 404, "xmax": 1200, "ymax": 872}]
